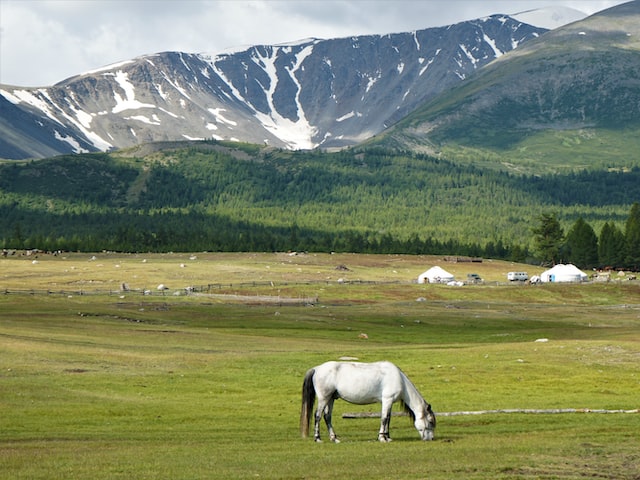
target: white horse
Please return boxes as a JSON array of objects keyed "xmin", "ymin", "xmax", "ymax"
[{"xmin": 300, "ymin": 361, "xmax": 436, "ymax": 443}]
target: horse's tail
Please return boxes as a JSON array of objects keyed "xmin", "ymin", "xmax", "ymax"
[{"xmin": 300, "ymin": 368, "xmax": 316, "ymax": 438}]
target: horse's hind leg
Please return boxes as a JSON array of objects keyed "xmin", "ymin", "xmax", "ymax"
[
  {"xmin": 313, "ymin": 399, "xmax": 326, "ymax": 442},
  {"xmin": 324, "ymin": 398, "xmax": 340, "ymax": 443}
]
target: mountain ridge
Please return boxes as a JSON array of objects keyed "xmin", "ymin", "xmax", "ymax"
[
  {"xmin": 0, "ymin": 15, "xmax": 547, "ymax": 159},
  {"xmin": 510, "ymin": 6, "xmax": 587, "ymax": 29}
]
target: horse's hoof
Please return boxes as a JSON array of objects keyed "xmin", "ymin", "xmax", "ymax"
[
  {"xmin": 331, "ymin": 437, "xmax": 341, "ymax": 444},
  {"xmin": 378, "ymin": 435, "xmax": 392, "ymax": 443},
  {"xmin": 314, "ymin": 438, "xmax": 323, "ymax": 443}
]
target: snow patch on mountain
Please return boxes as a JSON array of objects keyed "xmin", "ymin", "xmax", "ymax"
[
  {"xmin": 251, "ymin": 44, "xmax": 318, "ymax": 149},
  {"xmin": 127, "ymin": 114, "xmax": 161, "ymax": 125},
  {"xmin": 111, "ymin": 71, "xmax": 156, "ymax": 113},
  {"xmin": 483, "ymin": 34, "xmax": 503, "ymax": 58},
  {"xmin": 73, "ymin": 109, "xmax": 93, "ymax": 129},
  {"xmin": 3, "ymin": 88, "xmax": 63, "ymax": 125},
  {"xmin": 208, "ymin": 108, "xmax": 237, "ymax": 126},
  {"xmin": 54, "ymin": 131, "xmax": 89, "ymax": 153}
]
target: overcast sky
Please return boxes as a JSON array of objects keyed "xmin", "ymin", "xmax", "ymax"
[{"xmin": 0, "ymin": 0, "xmax": 628, "ymax": 87}]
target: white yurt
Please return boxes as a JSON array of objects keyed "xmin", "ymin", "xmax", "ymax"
[
  {"xmin": 418, "ymin": 266, "xmax": 455, "ymax": 284},
  {"xmin": 540, "ymin": 264, "xmax": 588, "ymax": 283}
]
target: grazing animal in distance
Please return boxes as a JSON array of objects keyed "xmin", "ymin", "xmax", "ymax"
[{"xmin": 300, "ymin": 360, "xmax": 435, "ymax": 442}]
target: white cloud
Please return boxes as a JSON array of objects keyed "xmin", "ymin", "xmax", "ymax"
[{"xmin": 0, "ymin": 0, "xmax": 628, "ymax": 87}]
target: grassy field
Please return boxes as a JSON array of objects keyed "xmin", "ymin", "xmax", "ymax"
[
  {"xmin": 1, "ymin": 253, "xmax": 639, "ymax": 479},
  {"xmin": 1, "ymin": 251, "xmax": 543, "ymax": 289}
]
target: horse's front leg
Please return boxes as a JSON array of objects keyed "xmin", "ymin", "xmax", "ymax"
[
  {"xmin": 378, "ymin": 401, "xmax": 393, "ymax": 442},
  {"xmin": 324, "ymin": 398, "xmax": 340, "ymax": 443}
]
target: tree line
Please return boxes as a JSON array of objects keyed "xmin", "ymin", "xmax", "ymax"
[
  {"xmin": 0, "ymin": 144, "xmax": 638, "ymax": 269},
  {"xmin": 532, "ymin": 203, "xmax": 640, "ymax": 270}
]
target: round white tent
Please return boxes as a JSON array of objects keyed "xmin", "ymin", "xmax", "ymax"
[
  {"xmin": 540, "ymin": 264, "xmax": 588, "ymax": 283},
  {"xmin": 418, "ymin": 266, "xmax": 455, "ymax": 284}
]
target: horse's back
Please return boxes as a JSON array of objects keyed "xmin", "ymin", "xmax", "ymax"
[
  {"xmin": 316, "ymin": 360, "xmax": 398, "ymax": 371},
  {"xmin": 314, "ymin": 360, "xmax": 403, "ymax": 404},
  {"xmin": 314, "ymin": 360, "xmax": 400, "ymax": 380}
]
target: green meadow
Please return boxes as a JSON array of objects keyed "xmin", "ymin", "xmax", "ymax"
[{"xmin": 1, "ymin": 253, "xmax": 639, "ymax": 479}]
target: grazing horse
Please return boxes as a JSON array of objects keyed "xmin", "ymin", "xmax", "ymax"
[{"xmin": 300, "ymin": 361, "xmax": 435, "ymax": 443}]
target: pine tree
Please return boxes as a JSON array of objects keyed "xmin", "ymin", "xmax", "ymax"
[
  {"xmin": 565, "ymin": 217, "xmax": 598, "ymax": 269},
  {"xmin": 624, "ymin": 202, "xmax": 640, "ymax": 270},
  {"xmin": 598, "ymin": 222, "xmax": 625, "ymax": 268},
  {"xmin": 531, "ymin": 212, "xmax": 564, "ymax": 265}
]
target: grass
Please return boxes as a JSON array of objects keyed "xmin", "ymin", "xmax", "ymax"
[
  {"xmin": 439, "ymin": 127, "xmax": 640, "ymax": 175},
  {"xmin": 1, "ymin": 253, "xmax": 639, "ymax": 478}
]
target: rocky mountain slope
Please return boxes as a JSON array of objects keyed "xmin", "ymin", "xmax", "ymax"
[
  {"xmin": 0, "ymin": 15, "xmax": 546, "ymax": 160},
  {"xmin": 374, "ymin": 1, "xmax": 640, "ymax": 171}
]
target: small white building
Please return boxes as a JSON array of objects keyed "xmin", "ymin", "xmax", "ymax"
[
  {"xmin": 418, "ymin": 266, "xmax": 455, "ymax": 284},
  {"xmin": 540, "ymin": 264, "xmax": 588, "ymax": 283}
]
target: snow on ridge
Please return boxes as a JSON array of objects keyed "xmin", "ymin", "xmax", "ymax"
[
  {"xmin": 199, "ymin": 38, "xmax": 320, "ymax": 60},
  {"xmin": 198, "ymin": 46, "xmax": 253, "ymax": 62},
  {"xmin": 274, "ymin": 37, "xmax": 322, "ymax": 47},
  {"xmin": 80, "ymin": 59, "xmax": 135, "ymax": 77}
]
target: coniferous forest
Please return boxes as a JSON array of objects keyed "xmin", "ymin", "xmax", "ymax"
[{"xmin": 1, "ymin": 142, "xmax": 639, "ymax": 269}]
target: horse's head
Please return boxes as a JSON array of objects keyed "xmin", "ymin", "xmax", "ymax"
[{"xmin": 415, "ymin": 403, "xmax": 436, "ymax": 441}]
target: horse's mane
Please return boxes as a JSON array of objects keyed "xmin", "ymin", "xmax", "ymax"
[
  {"xmin": 400, "ymin": 399, "xmax": 416, "ymax": 422},
  {"xmin": 399, "ymin": 370, "xmax": 420, "ymax": 421},
  {"xmin": 399, "ymin": 369, "xmax": 434, "ymax": 425}
]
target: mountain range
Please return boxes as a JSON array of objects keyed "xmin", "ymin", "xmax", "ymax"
[
  {"xmin": 0, "ymin": 11, "xmax": 551, "ymax": 160},
  {"xmin": 1, "ymin": 1, "xmax": 639, "ymax": 174}
]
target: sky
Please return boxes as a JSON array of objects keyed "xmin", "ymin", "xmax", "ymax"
[{"xmin": 0, "ymin": 0, "xmax": 629, "ymax": 87}]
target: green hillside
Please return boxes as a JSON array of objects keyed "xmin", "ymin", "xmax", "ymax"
[
  {"xmin": 371, "ymin": 2, "xmax": 640, "ymax": 174},
  {"xmin": 1, "ymin": 142, "xmax": 638, "ymax": 264}
]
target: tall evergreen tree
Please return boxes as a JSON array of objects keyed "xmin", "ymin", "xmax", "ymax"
[
  {"xmin": 531, "ymin": 212, "xmax": 564, "ymax": 265},
  {"xmin": 565, "ymin": 217, "xmax": 598, "ymax": 269},
  {"xmin": 624, "ymin": 202, "xmax": 640, "ymax": 270},
  {"xmin": 598, "ymin": 222, "xmax": 625, "ymax": 268}
]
